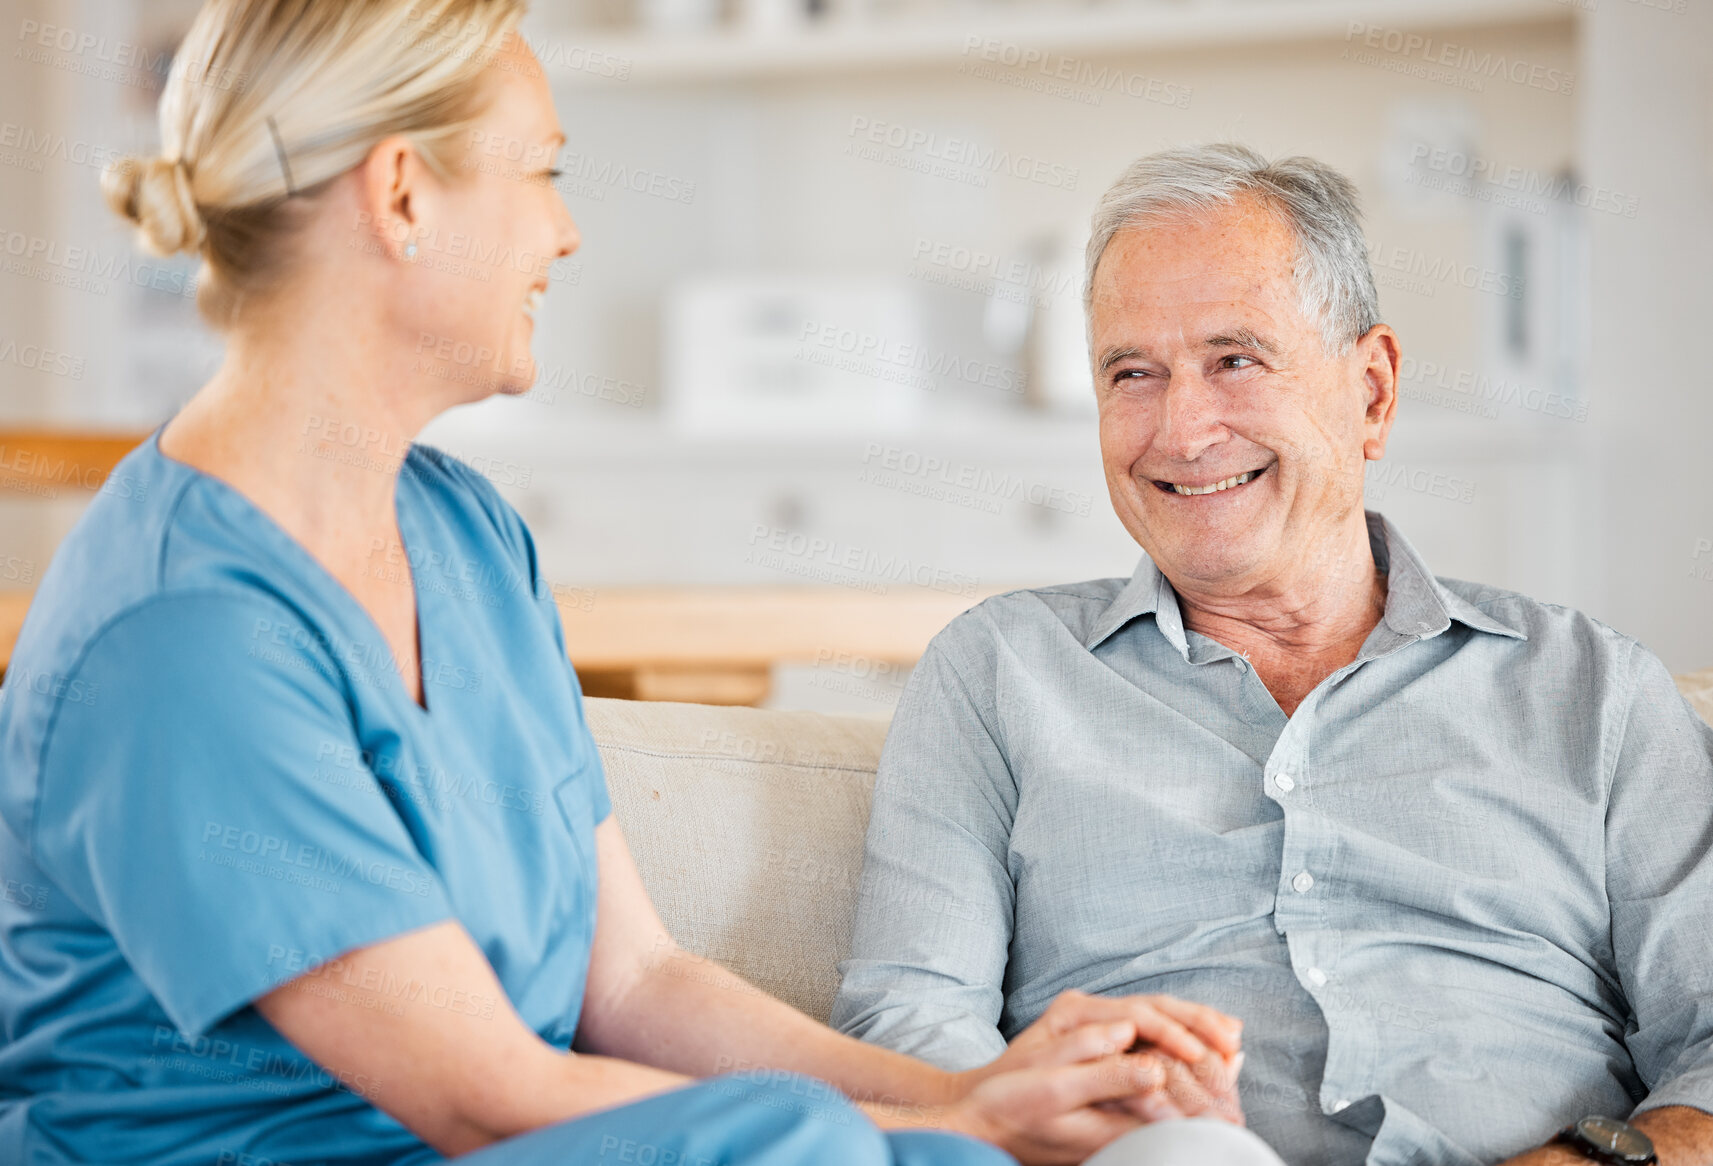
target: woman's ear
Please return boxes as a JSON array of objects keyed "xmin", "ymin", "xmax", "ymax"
[{"xmin": 358, "ymin": 135, "xmax": 428, "ymax": 262}]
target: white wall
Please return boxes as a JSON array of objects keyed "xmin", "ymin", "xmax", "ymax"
[
  {"xmin": 1580, "ymin": 0, "xmax": 1713, "ymax": 673},
  {"xmin": 6, "ymin": 1, "xmax": 1707, "ymax": 675},
  {"xmin": 430, "ymin": 15, "xmax": 1602, "ymax": 625}
]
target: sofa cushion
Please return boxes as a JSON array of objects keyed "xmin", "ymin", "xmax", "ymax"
[
  {"xmin": 1678, "ymin": 666, "xmax": 1713, "ymax": 727},
  {"xmin": 586, "ymin": 697, "xmax": 888, "ymax": 1024}
]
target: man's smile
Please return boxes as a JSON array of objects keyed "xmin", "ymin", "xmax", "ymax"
[{"xmin": 1151, "ymin": 463, "xmax": 1271, "ymax": 496}]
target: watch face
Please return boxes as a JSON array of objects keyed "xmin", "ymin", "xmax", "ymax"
[{"xmin": 1576, "ymin": 1117, "xmax": 1655, "ymax": 1162}]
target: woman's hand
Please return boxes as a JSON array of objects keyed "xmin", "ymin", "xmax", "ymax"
[
  {"xmin": 939, "ymin": 1049, "xmax": 1225, "ymax": 1165},
  {"xmin": 958, "ymin": 988, "xmax": 1243, "ymax": 1091}
]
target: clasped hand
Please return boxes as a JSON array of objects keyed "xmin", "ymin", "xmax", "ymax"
[{"xmin": 940, "ymin": 989, "xmax": 1245, "ymax": 1165}]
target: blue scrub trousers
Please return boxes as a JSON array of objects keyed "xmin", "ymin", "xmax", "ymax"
[{"xmin": 445, "ymin": 1071, "xmax": 1016, "ymax": 1164}]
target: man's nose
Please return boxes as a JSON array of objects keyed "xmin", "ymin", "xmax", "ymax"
[{"xmin": 1153, "ymin": 372, "xmax": 1228, "ymax": 463}]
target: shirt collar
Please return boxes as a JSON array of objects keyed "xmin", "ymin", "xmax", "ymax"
[{"xmin": 1084, "ymin": 510, "xmax": 1526, "ymax": 656}]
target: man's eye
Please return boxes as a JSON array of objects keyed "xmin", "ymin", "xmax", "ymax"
[{"xmin": 1222, "ymin": 355, "xmax": 1258, "ymax": 369}]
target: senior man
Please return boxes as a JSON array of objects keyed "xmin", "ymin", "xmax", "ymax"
[{"xmin": 831, "ymin": 143, "xmax": 1713, "ymax": 1166}]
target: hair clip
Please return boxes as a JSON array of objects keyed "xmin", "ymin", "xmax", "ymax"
[{"xmin": 265, "ymin": 115, "xmax": 297, "ymax": 197}]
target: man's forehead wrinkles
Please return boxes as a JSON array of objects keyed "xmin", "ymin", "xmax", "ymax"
[
  {"xmin": 1103, "ymin": 267, "xmax": 1279, "ymax": 296},
  {"xmin": 1095, "ymin": 319, "xmax": 1278, "ymax": 352},
  {"xmin": 1093, "ymin": 278, "xmax": 1293, "ymax": 322}
]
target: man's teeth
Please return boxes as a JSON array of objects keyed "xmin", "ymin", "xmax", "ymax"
[
  {"xmin": 1169, "ymin": 469, "xmax": 1259, "ymax": 496},
  {"xmin": 523, "ymin": 288, "xmax": 543, "ymax": 317}
]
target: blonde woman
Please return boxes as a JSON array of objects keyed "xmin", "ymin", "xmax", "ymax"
[{"xmin": 0, "ymin": 1, "xmax": 1244, "ymax": 1162}]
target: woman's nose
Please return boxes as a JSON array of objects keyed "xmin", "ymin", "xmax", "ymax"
[{"xmin": 556, "ymin": 206, "xmax": 580, "ymax": 259}]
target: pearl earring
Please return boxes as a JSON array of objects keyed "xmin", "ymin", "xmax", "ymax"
[{"xmin": 404, "ymin": 240, "xmax": 418, "ymax": 260}]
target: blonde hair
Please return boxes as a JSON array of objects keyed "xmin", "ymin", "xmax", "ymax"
[{"xmin": 101, "ymin": 0, "xmax": 527, "ymax": 327}]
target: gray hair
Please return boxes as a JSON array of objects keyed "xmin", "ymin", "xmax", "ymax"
[{"xmin": 1084, "ymin": 142, "xmax": 1381, "ymax": 355}]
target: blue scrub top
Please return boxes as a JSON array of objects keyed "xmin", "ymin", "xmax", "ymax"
[{"xmin": 0, "ymin": 429, "xmax": 612, "ymax": 1164}]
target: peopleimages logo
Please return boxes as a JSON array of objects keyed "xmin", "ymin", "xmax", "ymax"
[
  {"xmin": 1, "ymin": 664, "xmax": 98, "ymax": 706},
  {"xmin": 1365, "ymin": 242, "xmax": 1523, "ymax": 301},
  {"xmin": 16, "ymin": 19, "xmax": 171, "ymax": 70},
  {"xmin": 745, "ymin": 525, "xmax": 980, "ymax": 599},
  {"xmin": 150, "ymin": 1026, "xmax": 378, "ymax": 1100},
  {"xmin": 0, "ymin": 121, "xmax": 124, "ymax": 173},
  {"xmin": 845, "ymin": 117, "xmax": 1079, "ymax": 191},
  {"xmin": 1343, "ymin": 23, "xmax": 1575, "ymax": 94},
  {"xmin": 0, "ymin": 336, "xmax": 85, "ymax": 379},
  {"xmin": 910, "ymin": 238, "xmax": 1080, "ymax": 306},
  {"xmin": 796, "ymin": 320, "xmax": 1026, "ymax": 397},
  {"xmin": 858, "ymin": 443, "xmax": 1094, "ymax": 517},
  {"xmin": 1364, "ymin": 461, "xmax": 1477, "ymax": 505},
  {"xmin": 1398, "ymin": 357, "xmax": 1589, "ymax": 423},
  {"xmin": 0, "ymin": 227, "xmax": 200, "ymax": 297},
  {"xmin": 551, "ymin": 151, "xmax": 697, "ymax": 205},
  {"xmin": 0, "ymin": 443, "xmax": 145, "ymax": 500},
  {"xmin": 199, "ymin": 820, "xmax": 437, "ymax": 898},
  {"xmin": 1406, "ymin": 144, "xmax": 1638, "ymax": 218},
  {"xmin": 957, "ymin": 37, "xmax": 1192, "ymax": 110},
  {"xmin": 1690, "ymin": 538, "xmax": 1713, "ymax": 584}
]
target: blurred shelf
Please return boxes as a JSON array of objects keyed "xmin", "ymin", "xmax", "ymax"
[
  {"xmin": 536, "ymin": 0, "xmax": 1573, "ymax": 88},
  {"xmin": 0, "ymin": 592, "xmax": 28, "ymax": 677},
  {"xmin": 0, "ymin": 430, "xmax": 151, "ymax": 493},
  {"xmin": 425, "ymin": 405, "xmax": 1103, "ymax": 466},
  {"xmin": 0, "ymin": 585, "xmax": 1001, "ymax": 706},
  {"xmin": 557, "ymin": 582, "xmax": 1000, "ymax": 665},
  {"xmin": 560, "ymin": 583, "xmax": 1007, "ymax": 703}
]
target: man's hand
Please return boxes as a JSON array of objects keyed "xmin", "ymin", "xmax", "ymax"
[
  {"xmin": 1105, "ymin": 1047, "xmax": 1245, "ymax": 1126},
  {"xmin": 965, "ymin": 989, "xmax": 1244, "ymax": 1085}
]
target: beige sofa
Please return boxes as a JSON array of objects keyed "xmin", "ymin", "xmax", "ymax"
[{"xmin": 586, "ymin": 667, "xmax": 1713, "ymax": 1024}]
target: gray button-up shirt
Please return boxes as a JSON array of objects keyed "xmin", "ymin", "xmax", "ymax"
[{"xmin": 832, "ymin": 512, "xmax": 1713, "ymax": 1166}]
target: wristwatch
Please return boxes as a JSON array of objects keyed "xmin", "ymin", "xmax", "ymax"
[{"xmin": 1551, "ymin": 1116, "xmax": 1658, "ymax": 1165}]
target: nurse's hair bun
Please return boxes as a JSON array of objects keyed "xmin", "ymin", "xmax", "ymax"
[
  {"xmin": 101, "ymin": 155, "xmax": 207, "ymax": 257},
  {"xmin": 101, "ymin": 0, "xmax": 528, "ymax": 329}
]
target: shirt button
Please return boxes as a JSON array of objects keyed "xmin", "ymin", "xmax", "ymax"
[
  {"xmin": 1292, "ymin": 870, "xmax": 1315, "ymax": 893},
  {"xmin": 1331, "ymin": 1098, "xmax": 1351, "ymax": 1113},
  {"xmin": 1307, "ymin": 967, "xmax": 1328, "ymax": 987},
  {"xmin": 1275, "ymin": 773, "xmax": 1296, "ymax": 793}
]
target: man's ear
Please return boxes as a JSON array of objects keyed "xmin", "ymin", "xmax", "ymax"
[{"xmin": 1356, "ymin": 323, "xmax": 1401, "ymax": 462}]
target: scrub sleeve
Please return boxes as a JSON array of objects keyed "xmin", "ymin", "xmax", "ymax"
[{"xmin": 29, "ymin": 588, "xmax": 454, "ymax": 1039}]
